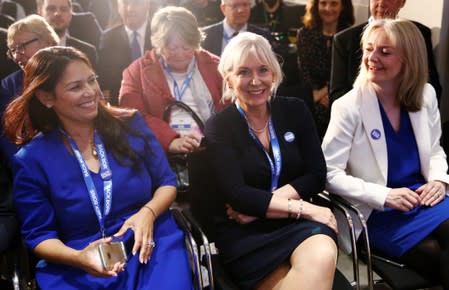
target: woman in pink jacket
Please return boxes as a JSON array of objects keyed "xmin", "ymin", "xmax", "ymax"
[{"xmin": 119, "ymin": 6, "xmax": 225, "ymax": 153}]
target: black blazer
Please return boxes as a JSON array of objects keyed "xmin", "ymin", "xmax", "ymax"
[
  {"xmin": 201, "ymin": 20, "xmax": 273, "ymax": 56},
  {"xmin": 66, "ymin": 35, "xmax": 98, "ymax": 67},
  {"xmin": 69, "ymin": 11, "xmax": 102, "ymax": 49},
  {"xmin": 205, "ymin": 97, "xmax": 326, "ymax": 217},
  {"xmin": 97, "ymin": 23, "xmax": 152, "ymax": 105},
  {"xmin": 330, "ymin": 21, "xmax": 442, "ymax": 104}
]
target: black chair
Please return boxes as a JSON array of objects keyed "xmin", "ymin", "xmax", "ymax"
[
  {"xmin": 0, "ymin": 13, "xmax": 14, "ymax": 28},
  {"xmin": 329, "ymin": 193, "xmax": 438, "ymax": 290}
]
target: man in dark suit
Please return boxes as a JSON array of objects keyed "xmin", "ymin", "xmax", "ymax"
[
  {"xmin": 36, "ymin": 0, "xmax": 97, "ymax": 65},
  {"xmin": 201, "ymin": 0, "xmax": 272, "ymax": 56},
  {"xmin": 97, "ymin": 0, "xmax": 152, "ymax": 105},
  {"xmin": 330, "ymin": 0, "xmax": 441, "ymax": 104}
]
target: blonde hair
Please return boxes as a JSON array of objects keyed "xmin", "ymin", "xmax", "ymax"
[
  {"xmin": 354, "ymin": 19, "xmax": 428, "ymax": 111},
  {"xmin": 7, "ymin": 14, "xmax": 59, "ymax": 47},
  {"xmin": 150, "ymin": 6, "xmax": 204, "ymax": 55},
  {"xmin": 218, "ymin": 32, "xmax": 283, "ymax": 102}
]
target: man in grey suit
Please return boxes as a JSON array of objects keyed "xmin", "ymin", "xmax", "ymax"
[
  {"xmin": 97, "ymin": 0, "xmax": 152, "ymax": 105},
  {"xmin": 37, "ymin": 0, "xmax": 97, "ymax": 66},
  {"xmin": 201, "ymin": 0, "xmax": 271, "ymax": 56}
]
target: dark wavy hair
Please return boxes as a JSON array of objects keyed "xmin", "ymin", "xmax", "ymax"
[
  {"xmin": 302, "ymin": 0, "xmax": 355, "ymax": 31},
  {"xmin": 3, "ymin": 46, "xmax": 142, "ymax": 167}
]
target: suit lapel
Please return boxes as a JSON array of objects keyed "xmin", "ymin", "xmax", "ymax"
[
  {"xmin": 119, "ymin": 26, "xmax": 132, "ymax": 61},
  {"xmin": 409, "ymin": 107, "xmax": 430, "ymax": 179},
  {"xmin": 360, "ymin": 85, "xmax": 388, "ymax": 182},
  {"xmin": 144, "ymin": 22, "xmax": 152, "ymax": 50}
]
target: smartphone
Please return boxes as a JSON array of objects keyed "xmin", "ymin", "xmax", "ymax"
[{"xmin": 98, "ymin": 241, "xmax": 127, "ymax": 270}]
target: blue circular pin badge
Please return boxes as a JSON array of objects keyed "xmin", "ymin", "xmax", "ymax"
[
  {"xmin": 284, "ymin": 132, "xmax": 295, "ymax": 143},
  {"xmin": 370, "ymin": 129, "xmax": 381, "ymax": 140}
]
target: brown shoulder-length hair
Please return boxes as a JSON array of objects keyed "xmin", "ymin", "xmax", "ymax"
[
  {"xmin": 3, "ymin": 46, "xmax": 143, "ymax": 167},
  {"xmin": 302, "ymin": 0, "xmax": 355, "ymax": 31}
]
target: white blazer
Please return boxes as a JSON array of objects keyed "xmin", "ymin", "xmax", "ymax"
[{"xmin": 322, "ymin": 83, "xmax": 449, "ymax": 253}]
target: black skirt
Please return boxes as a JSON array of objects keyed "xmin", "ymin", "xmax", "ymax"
[{"xmin": 215, "ymin": 218, "xmax": 338, "ymax": 289}]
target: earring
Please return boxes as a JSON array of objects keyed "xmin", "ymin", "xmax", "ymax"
[{"xmin": 46, "ymin": 104, "xmax": 52, "ymax": 109}]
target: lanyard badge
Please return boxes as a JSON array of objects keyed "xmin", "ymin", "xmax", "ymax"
[
  {"xmin": 61, "ymin": 129, "xmax": 113, "ymax": 238},
  {"xmin": 236, "ymin": 103, "xmax": 282, "ymax": 191}
]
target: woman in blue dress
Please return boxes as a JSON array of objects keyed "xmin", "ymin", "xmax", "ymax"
[
  {"xmin": 323, "ymin": 19, "xmax": 449, "ymax": 288},
  {"xmin": 3, "ymin": 46, "xmax": 193, "ymax": 289}
]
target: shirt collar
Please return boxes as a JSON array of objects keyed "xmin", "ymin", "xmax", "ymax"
[
  {"xmin": 223, "ymin": 20, "xmax": 247, "ymax": 37},
  {"xmin": 124, "ymin": 19, "xmax": 148, "ymax": 40}
]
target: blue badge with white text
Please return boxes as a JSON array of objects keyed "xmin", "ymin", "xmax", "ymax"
[
  {"xmin": 284, "ymin": 132, "xmax": 295, "ymax": 143},
  {"xmin": 370, "ymin": 129, "xmax": 381, "ymax": 140}
]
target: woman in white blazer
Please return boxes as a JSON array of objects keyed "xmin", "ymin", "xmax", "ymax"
[{"xmin": 322, "ymin": 19, "xmax": 449, "ymax": 288}]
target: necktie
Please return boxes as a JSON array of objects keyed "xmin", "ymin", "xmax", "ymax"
[
  {"xmin": 130, "ymin": 31, "xmax": 141, "ymax": 60},
  {"xmin": 232, "ymin": 31, "xmax": 239, "ymax": 37}
]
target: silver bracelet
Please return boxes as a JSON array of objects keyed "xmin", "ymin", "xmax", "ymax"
[
  {"xmin": 287, "ymin": 198, "xmax": 292, "ymax": 218},
  {"xmin": 296, "ymin": 199, "xmax": 304, "ymax": 220}
]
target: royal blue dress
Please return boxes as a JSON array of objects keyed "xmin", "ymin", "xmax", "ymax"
[
  {"xmin": 367, "ymin": 105, "xmax": 449, "ymax": 258},
  {"xmin": 12, "ymin": 113, "xmax": 193, "ymax": 290}
]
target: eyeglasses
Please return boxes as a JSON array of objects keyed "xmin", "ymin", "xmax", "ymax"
[
  {"xmin": 225, "ymin": 2, "xmax": 251, "ymax": 10},
  {"xmin": 6, "ymin": 38, "xmax": 39, "ymax": 59}
]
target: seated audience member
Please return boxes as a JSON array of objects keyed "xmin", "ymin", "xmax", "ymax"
[
  {"xmin": 297, "ymin": 0, "xmax": 354, "ymax": 139},
  {"xmin": 249, "ymin": 0, "xmax": 305, "ymax": 35},
  {"xmin": 0, "ymin": 28, "xmax": 19, "ymax": 80},
  {"xmin": 3, "ymin": 46, "xmax": 193, "ymax": 290},
  {"xmin": 201, "ymin": 0, "xmax": 272, "ymax": 57},
  {"xmin": 1, "ymin": 14, "xmax": 59, "ymax": 101},
  {"xmin": 120, "ymin": 6, "xmax": 225, "ymax": 154},
  {"xmin": 322, "ymin": 19, "xmax": 449, "ymax": 287},
  {"xmin": 37, "ymin": 0, "xmax": 97, "ymax": 65},
  {"xmin": 330, "ymin": 0, "xmax": 441, "ymax": 103},
  {"xmin": 205, "ymin": 32, "xmax": 338, "ymax": 290},
  {"xmin": 69, "ymin": 10, "xmax": 102, "ymax": 49},
  {"xmin": 98, "ymin": 0, "xmax": 152, "ymax": 105}
]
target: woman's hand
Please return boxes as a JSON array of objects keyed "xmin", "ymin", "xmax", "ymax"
[
  {"xmin": 302, "ymin": 202, "xmax": 338, "ymax": 234},
  {"xmin": 416, "ymin": 180, "xmax": 446, "ymax": 207},
  {"xmin": 168, "ymin": 134, "xmax": 202, "ymax": 153},
  {"xmin": 114, "ymin": 207, "xmax": 156, "ymax": 264},
  {"xmin": 385, "ymin": 188, "xmax": 420, "ymax": 211},
  {"xmin": 77, "ymin": 237, "xmax": 126, "ymax": 277},
  {"xmin": 226, "ymin": 204, "xmax": 258, "ymax": 224}
]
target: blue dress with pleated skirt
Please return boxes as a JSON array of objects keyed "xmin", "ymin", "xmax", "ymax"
[
  {"xmin": 13, "ymin": 113, "xmax": 193, "ymax": 289},
  {"xmin": 367, "ymin": 104, "xmax": 449, "ymax": 258}
]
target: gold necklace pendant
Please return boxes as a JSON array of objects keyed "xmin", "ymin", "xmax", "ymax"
[{"xmin": 91, "ymin": 141, "xmax": 98, "ymax": 159}]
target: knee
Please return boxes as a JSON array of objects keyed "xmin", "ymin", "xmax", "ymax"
[{"xmin": 291, "ymin": 235, "xmax": 337, "ymax": 272}]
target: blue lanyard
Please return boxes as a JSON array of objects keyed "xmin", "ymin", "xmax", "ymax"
[
  {"xmin": 236, "ymin": 103, "xmax": 282, "ymax": 191},
  {"xmin": 61, "ymin": 130, "xmax": 113, "ymax": 238},
  {"xmin": 163, "ymin": 57, "xmax": 196, "ymax": 102}
]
